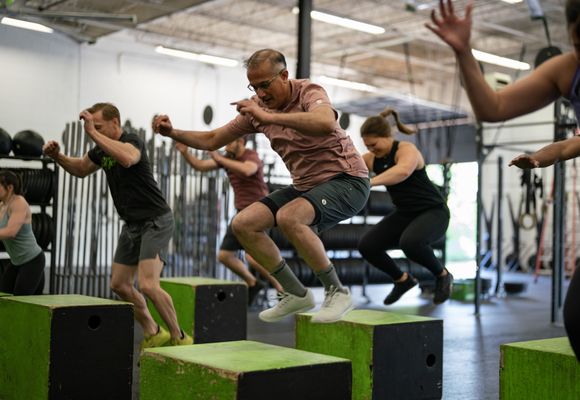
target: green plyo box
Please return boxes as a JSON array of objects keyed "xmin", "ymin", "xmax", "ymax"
[
  {"xmin": 296, "ymin": 309, "xmax": 443, "ymax": 400},
  {"xmin": 500, "ymin": 337, "xmax": 580, "ymax": 399},
  {"xmin": 148, "ymin": 277, "xmax": 247, "ymax": 343},
  {"xmin": 140, "ymin": 340, "xmax": 352, "ymax": 400},
  {"xmin": 0, "ymin": 294, "xmax": 134, "ymax": 400},
  {"xmin": 451, "ymin": 279, "xmax": 475, "ymax": 301},
  {"xmin": 0, "ymin": 291, "xmax": 11, "ymax": 297}
]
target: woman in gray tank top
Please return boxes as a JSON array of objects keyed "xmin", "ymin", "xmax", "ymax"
[{"xmin": 0, "ymin": 171, "xmax": 45, "ymax": 295}]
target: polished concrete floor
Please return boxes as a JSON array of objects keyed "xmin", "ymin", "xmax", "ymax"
[{"xmin": 134, "ymin": 270, "xmax": 569, "ymax": 400}]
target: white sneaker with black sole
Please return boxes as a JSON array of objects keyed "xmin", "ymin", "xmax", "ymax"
[
  {"xmin": 259, "ymin": 289, "xmax": 315, "ymax": 322},
  {"xmin": 311, "ymin": 286, "xmax": 354, "ymax": 323}
]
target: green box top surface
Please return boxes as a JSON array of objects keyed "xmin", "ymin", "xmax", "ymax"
[
  {"xmin": 502, "ymin": 337, "xmax": 575, "ymax": 357},
  {"xmin": 144, "ymin": 340, "xmax": 350, "ymax": 372},
  {"xmin": 299, "ymin": 309, "xmax": 439, "ymax": 326},
  {"xmin": 1, "ymin": 294, "xmax": 131, "ymax": 308},
  {"xmin": 0, "ymin": 292, "xmax": 11, "ymax": 297},
  {"xmin": 160, "ymin": 277, "xmax": 243, "ymax": 287}
]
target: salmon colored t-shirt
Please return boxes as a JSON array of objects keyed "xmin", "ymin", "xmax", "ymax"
[
  {"xmin": 219, "ymin": 148, "xmax": 269, "ymax": 210},
  {"xmin": 225, "ymin": 79, "xmax": 368, "ymax": 191}
]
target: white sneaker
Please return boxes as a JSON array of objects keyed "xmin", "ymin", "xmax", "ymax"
[
  {"xmin": 311, "ymin": 286, "xmax": 354, "ymax": 323},
  {"xmin": 259, "ymin": 289, "xmax": 315, "ymax": 322}
]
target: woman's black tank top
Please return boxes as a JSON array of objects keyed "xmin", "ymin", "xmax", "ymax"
[{"xmin": 372, "ymin": 141, "xmax": 447, "ymax": 213}]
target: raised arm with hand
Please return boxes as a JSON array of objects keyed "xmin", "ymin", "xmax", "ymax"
[
  {"xmin": 231, "ymin": 99, "xmax": 335, "ymax": 137},
  {"xmin": 175, "ymin": 142, "xmax": 219, "ymax": 172},
  {"xmin": 79, "ymin": 110, "xmax": 140, "ymax": 168},
  {"xmin": 210, "ymin": 151, "xmax": 259, "ymax": 177},
  {"xmin": 509, "ymin": 136, "xmax": 580, "ymax": 169},
  {"xmin": 426, "ymin": 0, "xmax": 564, "ymax": 122},
  {"xmin": 152, "ymin": 114, "xmax": 239, "ymax": 150},
  {"xmin": 42, "ymin": 140, "xmax": 99, "ymax": 178}
]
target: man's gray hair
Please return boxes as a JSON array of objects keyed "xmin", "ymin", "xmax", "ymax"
[{"xmin": 243, "ymin": 49, "xmax": 287, "ymax": 72}]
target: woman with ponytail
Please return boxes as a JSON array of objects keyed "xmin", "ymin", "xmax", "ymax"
[
  {"xmin": 357, "ymin": 108, "xmax": 453, "ymax": 305},
  {"xmin": 0, "ymin": 170, "xmax": 45, "ymax": 295}
]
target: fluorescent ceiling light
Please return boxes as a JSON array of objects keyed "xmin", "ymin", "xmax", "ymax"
[
  {"xmin": 317, "ymin": 75, "xmax": 378, "ymax": 92},
  {"xmin": 501, "ymin": 0, "xmax": 523, "ymax": 4},
  {"xmin": 155, "ymin": 46, "xmax": 238, "ymax": 67},
  {"xmin": 1, "ymin": 17, "xmax": 53, "ymax": 33},
  {"xmin": 405, "ymin": 1, "xmax": 435, "ymax": 11},
  {"xmin": 472, "ymin": 49, "xmax": 530, "ymax": 71},
  {"xmin": 292, "ymin": 7, "xmax": 385, "ymax": 35}
]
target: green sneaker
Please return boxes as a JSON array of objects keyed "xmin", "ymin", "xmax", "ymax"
[
  {"xmin": 141, "ymin": 325, "xmax": 170, "ymax": 349},
  {"xmin": 170, "ymin": 329, "xmax": 193, "ymax": 346}
]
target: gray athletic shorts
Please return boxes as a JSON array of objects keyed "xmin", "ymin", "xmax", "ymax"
[
  {"xmin": 260, "ymin": 173, "xmax": 370, "ymax": 232},
  {"xmin": 220, "ymin": 222, "xmax": 243, "ymax": 251},
  {"xmin": 113, "ymin": 211, "xmax": 174, "ymax": 266}
]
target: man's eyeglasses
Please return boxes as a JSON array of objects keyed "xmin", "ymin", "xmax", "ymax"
[{"xmin": 247, "ymin": 69, "xmax": 286, "ymax": 93}]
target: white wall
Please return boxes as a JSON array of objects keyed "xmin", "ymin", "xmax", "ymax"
[
  {"xmin": 0, "ymin": 25, "xmax": 372, "ymax": 159},
  {"xmin": 0, "ymin": 26, "xmax": 256, "ymax": 144},
  {"xmin": 0, "ymin": 24, "xmax": 80, "ymax": 140}
]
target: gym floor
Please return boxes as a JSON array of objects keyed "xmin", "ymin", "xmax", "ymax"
[{"xmin": 133, "ymin": 270, "xmax": 568, "ymax": 400}]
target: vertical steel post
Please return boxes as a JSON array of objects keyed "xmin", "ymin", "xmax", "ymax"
[{"xmin": 296, "ymin": 0, "xmax": 312, "ymax": 79}]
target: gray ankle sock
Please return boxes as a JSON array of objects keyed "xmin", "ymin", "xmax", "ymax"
[
  {"xmin": 271, "ymin": 260, "xmax": 307, "ymax": 297},
  {"xmin": 316, "ymin": 264, "xmax": 346, "ymax": 292}
]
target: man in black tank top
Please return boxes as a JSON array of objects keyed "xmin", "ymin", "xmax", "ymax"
[{"xmin": 357, "ymin": 108, "xmax": 453, "ymax": 305}]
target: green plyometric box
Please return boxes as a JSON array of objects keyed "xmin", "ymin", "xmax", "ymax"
[
  {"xmin": 0, "ymin": 294, "xmax": 134, "ymax": 400},
  {"xmin": 500, "ymin": 337, "xmax": 580, "ymax": 399},
  {"xmin": 296, "ymin": 309, "xmax": 443, "ymax": 400},
  {"xmin": 148, "ymin": 277, "xmax": 247, "ymax": 343},
  {"xmin": 451, "ymin": 279, "xmax": 475, "ymax": 301},
  {"xmin": 140, "ymin": 340, "xmax": 352, "ymax": 400},
  {"xmin": 0, "ymin": 291, "xmax": 11, "ymax": 297}
]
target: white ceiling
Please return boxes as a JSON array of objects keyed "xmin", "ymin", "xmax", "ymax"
[{"xmin": 2, "ymin": 0, "xmax": 571, "ymax": 122}]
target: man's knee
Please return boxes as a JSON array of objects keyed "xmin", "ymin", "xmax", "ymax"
[
  {"xmin": 231, "ymin": 214, "xmax": 247, "ymax": 237},
  {"xmin": 137, "ymin": 275, "xmax": 161, "ymax": 298},
  {"xmin": 218, "ymin": 250, "xmax": 234, "ymax": 265},
  {"xmin": 110, "ymin": 280, "xmax": 132, "ymax": 298},
  {"xmin": 232, "ymin": 206, "xmax": 271, "ymax": 236},
  {"xmin": 276, "ymin": 208, "xmax": 299, "ymax": 232}
]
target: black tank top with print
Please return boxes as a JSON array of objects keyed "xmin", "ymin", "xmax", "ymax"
[{"xmin": 372, "ymin": 141, "xmax": 448, "ymax": 213}]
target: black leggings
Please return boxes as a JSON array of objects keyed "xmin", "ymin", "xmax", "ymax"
[
  {"xmin": 358, "ymin": 207, "xmax": 449, "ymax": 281},
  {"xmin": 564, "ymin": 268, "xmax": 580, "ymax": 362},
  {"xmin": 0, "ymin": 252, "xmax": 45, "ymax": 295}
]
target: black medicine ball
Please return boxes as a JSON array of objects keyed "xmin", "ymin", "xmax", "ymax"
[
  {"xmin": 0, "ymin": 127, "xmax": 12, "ymax": 155},
  {"xmin": 534, "ymin": 46, "xmax": 562, "ymax": 68},
  {"xmin": 12, "ymin": 130, "xmax": 45, "ymax": 157}
]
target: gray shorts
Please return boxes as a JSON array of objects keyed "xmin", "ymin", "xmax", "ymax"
[
  {"xmin": 220, "ymin": 222, "xmax": 243, "ymax": 252},
  {"xmin": 260, "ymin": 173, "xmax": 370, "ymax": 232},
  {"xmin": 114, "ymin": 211, "xmax": 174, "ymax": 266},
  {"xmin": 220, "ymin": 215, "xmax": 271, "ymax": 251}
]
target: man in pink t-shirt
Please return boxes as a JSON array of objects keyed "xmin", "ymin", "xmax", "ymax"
[
  {"xmin": 175, "ymin": 136, "xmax": 283, "ymax": 305},
  {"xmin": 153, "ymin": 49, "xmax": 370, "ymax": 323}
]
